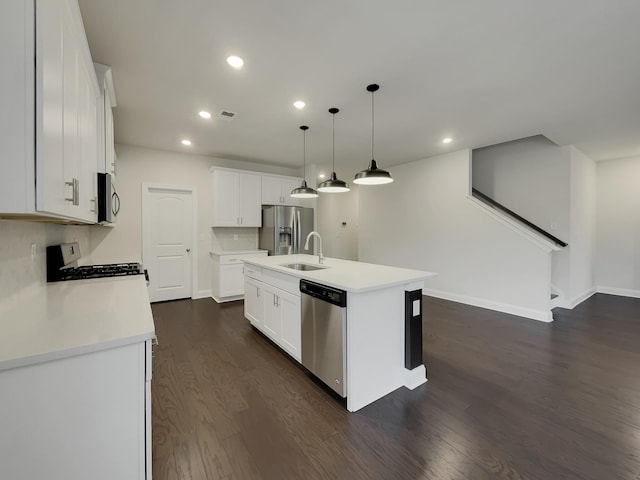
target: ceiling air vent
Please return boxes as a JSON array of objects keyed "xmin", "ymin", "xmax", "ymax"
[{"xmin": 218, "ymin": 110, "xmax": 237, "ymax": 121}]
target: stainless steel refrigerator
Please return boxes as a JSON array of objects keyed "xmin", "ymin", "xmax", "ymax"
[{"xmin": 259, "ymin": 205, "xmax": 315, "ymax": 256}]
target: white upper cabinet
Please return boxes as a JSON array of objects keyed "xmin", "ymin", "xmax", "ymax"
[
  {"xmin": 0, "ymin": 0, "xmax": 100, "ymax": 223},
  {"xmin": 94, "ymin": 63, "xmax": 117, "ymax": 177},
  {"xmin": 211, "ymin": 168, "xmax": 262, "ymax": 227},
  {"xmin": 261, "ymin": 175, "xmax": 303, "ymax": 206}
]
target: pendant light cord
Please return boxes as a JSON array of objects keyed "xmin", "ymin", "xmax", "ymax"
[
  {"xmin": 303, "ymin": 128, "xmax": 306, "ymax": 180},
  {"xmin": 332, "ymin": 112, "xmax": 336, "ymax": 172},
  {"xmin": 371, "ymin": 89, "xmax": 375, "ymax": 160}
]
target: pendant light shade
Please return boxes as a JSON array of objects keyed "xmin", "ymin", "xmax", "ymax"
[
  {"xmin": 318, "ymin": 108, "xmax": 350, "ymax": 193},
  {"xmin": 354, "ymin": 84, "xmax": 393, "ymax": 185},
  {"xmin": 291, "ymin": 126, "xmax": 319, "ymax": 198}
]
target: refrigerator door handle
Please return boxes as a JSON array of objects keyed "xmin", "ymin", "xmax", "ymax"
[
  {"xmin": 291, "ymin": 209, "xmax": 297, "ymax": 254},
  {"xmin": 295, "ymin": 210, "xmax": 301, "ymax": 254}
]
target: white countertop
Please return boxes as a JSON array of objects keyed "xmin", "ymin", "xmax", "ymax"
[
  {"xmin": 243, "ymin": 254, "xmax": 436, "ymax": 293},
  {"xmin": 0, "ymin": 275, "xmax": 155, "ymax": 372}
]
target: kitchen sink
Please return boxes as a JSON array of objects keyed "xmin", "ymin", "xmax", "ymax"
[{"xmin": 280, "ymin": 263, "xmax": 328, "ymax": 272}]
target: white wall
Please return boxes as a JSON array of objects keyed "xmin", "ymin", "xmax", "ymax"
[
  {"xmin": 358, "ymin": 149, "xmax": 553, "ymax": 321},
  {"xmin": 316, "ymin": 184, "xmax": 359, "ymax": 261},
  {"xmin": 472, "ymin": 135, "xmax": 571, "ymax": 235},
  {"xmin": 568, "ymin": 147, "xmax": 597, "ymax": 304},
  {"xmin": 90, "ymin": 144, "xmax": 299, "ymax": 297},
  {"xmin": 0, "ymin": 220, "xmax": 92, "ymax": 309},
  {"xmin": 595, "ymin": 156, "xmax": 640, "ymax": 296},
  {"xmin": 472, "ymin": 135, "xmax": 572, "ymax": 297}
]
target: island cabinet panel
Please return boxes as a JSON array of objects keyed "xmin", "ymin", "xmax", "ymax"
[
  {"xmin": 279, "ymin": 290, "xmax": 301, "ymax": 361},
  {"xmin": 244, "ymin": 277, "xmax": 263, "ymax": 327},
  {"xmin": 262, "ymin": 284, "xmax": 281, "ymax": 340},
  {"xmin": 211, "ymin": 168, "xmax": 262, "ymax": 227},
  {"xmin": 0, "ymin": 342, "xmax": 150, "ymax": 480},
  {"xmin": 245, "ymin": 276, "xmax": 301, "ymax": 363}
]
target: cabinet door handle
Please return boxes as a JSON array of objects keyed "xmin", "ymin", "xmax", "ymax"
[
  {"xmin": 74, "ymin": 178, "xmax": 79, "ymax": 206},
  {"xmin": 65, "ymin": 181, "xmax": 73, "ymax": 203},
  {"xmin": 112, "ymin": 191, "xmax": 121, "ymax": 216},
  {"xmin": 65, "ymin": 178, "xmax": 79, "ymax": 206}
]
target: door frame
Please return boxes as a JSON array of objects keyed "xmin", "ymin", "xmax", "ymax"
[{"xmin": 141, "ymin": 183, "xmax": 198, "ymax": 301}]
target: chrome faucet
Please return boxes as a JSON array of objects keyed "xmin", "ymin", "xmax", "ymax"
[{"xmin": 304, "ymin": 231, "xmax": 324, "ymax": 264}]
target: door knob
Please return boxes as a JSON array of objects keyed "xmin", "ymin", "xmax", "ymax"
[{"xmin": 186, "ymin": 248, "xmax": 191, "ymax": 253}]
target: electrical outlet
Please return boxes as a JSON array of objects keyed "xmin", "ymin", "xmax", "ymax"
[{"xmin": 31, "ymin": 243, "xmax": 36, "ymax": 263}]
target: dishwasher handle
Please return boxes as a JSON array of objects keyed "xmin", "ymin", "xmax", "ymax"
[{"xmin": 300, "ymin": 279, "xmax": 347, "ymax": 307}]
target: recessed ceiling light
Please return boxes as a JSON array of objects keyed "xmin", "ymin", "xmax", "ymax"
[
  {"xmin": 293, "ymin": 101, "xmax": 306, "ymax": 110},
  {"xmin": 181, "ymin": 139, "xmax": 192, "ymax": 146},
  {"xmin": 226, "ymin": 55, "xmax": 244, "ymax": 69},
  {"xmin": 318, "ymin": 173, "xmax": 326, "ymax": 179},
  {"xmin": 442, "ymin": 137, "xmax": 453, "ymax": 144},
  {"xmin": 199, "ymin": 111, "xmax": 211, "ymax": 119}
]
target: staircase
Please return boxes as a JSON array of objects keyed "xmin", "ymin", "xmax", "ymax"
[{"xmin": 471, "ymin": 188, "xmax": 568, "ymax": 248}]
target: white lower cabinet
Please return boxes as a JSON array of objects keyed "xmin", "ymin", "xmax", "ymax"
[
  {"xmin": 220, "ymin": 263, "xmax": 245, "ymax": 297},
  {"xmin": 0, "ymin": 340, "xmax": 152, "ymax": 480},
  {"xmin": 211, "ymin": 251, "xmax": 267, "ymax": 303},
  {"xmin": 244, "ymin": 269, "xmax": 301, "ymax": 362},
  {"xmin": 244, "ymin": 277, "xmax": 263, "ymax": 327},
  {"xmin": 262, "ymin": 284, "xmax": 281, "ymax": 340},
  {"xmin": 278, "ymin": 289, "xmax": 302, "ymax": 361}
]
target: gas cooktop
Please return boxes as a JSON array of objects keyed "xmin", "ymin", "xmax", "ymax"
[
  {"xmin": 46, "ymin": 243, "xmax": 149, "ymax": 283},
  {"xmin": 55, "ymin": 263, "xmax": 146, "ymax": 281}
]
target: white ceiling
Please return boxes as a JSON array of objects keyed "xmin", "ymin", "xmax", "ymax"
[{"xmin": 78, "ymin": 0, "xmax": 640, "ymax": 178}]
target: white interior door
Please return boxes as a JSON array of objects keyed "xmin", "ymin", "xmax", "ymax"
[{"xmin": 142, "ymin": 185, "xmax": 194, "ymax": 303}]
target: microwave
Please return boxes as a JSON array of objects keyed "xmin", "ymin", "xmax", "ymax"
[{"xmin": 97, "ymin": 172, "xmax": 120, "ymax": 224}]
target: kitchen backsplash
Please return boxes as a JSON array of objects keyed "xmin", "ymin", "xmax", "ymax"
[
  {"xmin": 212, "ymin": 227, "xmax": 258, "ymax": 252},
  {"xmin": 0, "ymin": 219, "xmax": 92, "ymax": 308}
]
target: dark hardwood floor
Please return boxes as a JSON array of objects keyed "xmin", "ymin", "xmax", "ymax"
[{"xmin": 150, "ymin": 294, "xmax": 640, "ymax": 480}]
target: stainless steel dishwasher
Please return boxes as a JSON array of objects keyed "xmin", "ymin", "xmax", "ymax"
[{"xmin": 300, "ymin": 279, "xmax": 347, "ymax": 397}]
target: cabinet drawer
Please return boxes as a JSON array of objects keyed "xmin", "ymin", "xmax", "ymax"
[
  {"xmin": 219, "ymin": 255, "xmax": 243, "ymax": 265},
  {"xmin": 262, "ymin": 269, "xmax": 300, "ymax": 296},
  {"xmin": 244, "ymin": 264, "xmax": 262, "ymax": 281}
]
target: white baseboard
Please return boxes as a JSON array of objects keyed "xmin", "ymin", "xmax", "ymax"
[
  {"xmin": 423, "ymin": 288, "xmax": 553, "ymax": 323},
  {"xmin": 404, "ymin": 365, "xmax": 427, "ymax": 390},
  {"xmin": 568, "ymin": 287, "xmax": 597, "ymax": 308},
  {"xmin": 212, "ymin": 294, "xmax": 244, "ymax": 304},
  {"xmin": 193, "ymin": 289, "xmax": 212, "ymax": 300},
  {"xmin": 596, "ymin": 286, "xmax": 640, "ymax": 299}
]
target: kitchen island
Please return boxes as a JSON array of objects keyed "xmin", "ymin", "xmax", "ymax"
[
  {"xmin": 0, "ymin": 275, "xmax": 155, "ymax": 480},
  {"xmin": 243, "ymin": 254, "xmax": 436, "ymax": 412}
]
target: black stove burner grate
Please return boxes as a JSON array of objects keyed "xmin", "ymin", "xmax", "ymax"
[{"xmin": 56, "ymin": 263, "xmax": 145, "ymax": 281}]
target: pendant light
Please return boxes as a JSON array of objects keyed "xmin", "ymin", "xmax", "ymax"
[
  {"xmin": 290, "ymin": 126, "xmax": 319, "ymax": 198},
  {"xmin": 318, "ymin": 108, "xmax": 350, "ymax": 193},
  {"xmin": 354, "ymin": 84, "xmax": 393, "ymax": 185}
]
